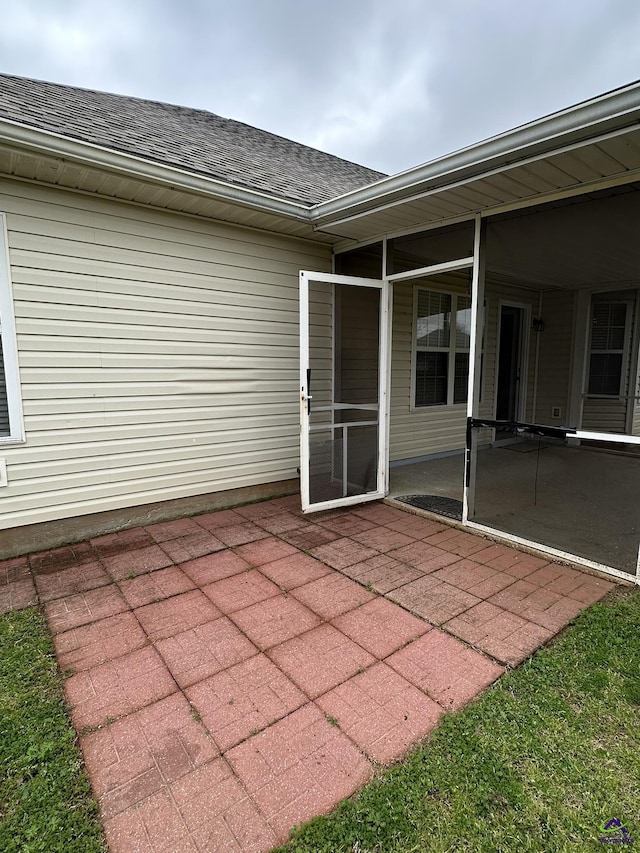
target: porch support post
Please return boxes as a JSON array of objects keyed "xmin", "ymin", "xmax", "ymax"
[{"xmin": 464, "ymin": 215, "xmax": 487, "ymax": 523}]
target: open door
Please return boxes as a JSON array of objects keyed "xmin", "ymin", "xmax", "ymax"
[{"xmin": 300, "ymin": 271, "xmax": 390, "ymax": 512}]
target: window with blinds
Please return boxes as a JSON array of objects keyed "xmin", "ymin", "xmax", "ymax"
[
  {"xmin": 587, "ymin": 301, "xmax": 629, "ymax": 397},
  {"xmin": 414, "ymin": 288, "xmax": 471, "ymax": 407}
]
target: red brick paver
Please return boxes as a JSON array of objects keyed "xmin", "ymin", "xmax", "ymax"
[
  {"xmin": 0, "ymin": 576, "xmax": 37, "ymax": 614},
  {"xmin": 341, "ymin": 552, "xmax": 423, "ymax": 593},
  {"xmin": 65, "ymin": 646, "xmax": 176, "ymax": 729},
  {"xmin": 45, "ymin": 585, "xmax": 128, "ymax": 634},
  {"xmin": 179, "ymin": 550, "xmax": 250, "ymax": 586},
  {"xmin": 291, "ymin": 572, "xmax": 375, "ymax": 620},
  {"xmin": 156, "ymin": 617, "xmax": 257, "ymax": 689},
  {"xmin": 118, "ymin": 566, "xmax": 195, "ymax": 609},
  {"xmin": 102, "ymin": 545, "xmax": 173, "ymax": 581},
  {"xmin": 135, "ymin": 590, "xmax": 221, "ymax": 641},
  {"xmin": 186, "ymin": 654, "xmax": 306, "ymax": 751},
  {"xmin": 35, "ymin": 561, "xmax": 110, "ymax": 602},
  {"xmin": 203, "ymin": 571, "xmax": 280, "ymax": 615},
  {"xmin": 317, "ymin": 662, "xmax": 443, "ymax": 763},
  {"xmin": 226, "ymin": 703, "xmax": 372, "ymax": 843},
  {"xmin": 54, "ymin": 612, "xmax": 147, "ymax": 672},
  {"xmin": 445, "ymin": 601, "xmax": 554, "ymax": 666},
  {"xmin": 230, "ymin": 594, "xmax": 321, "ymax": 650},
  {"xmin": 235, "ymin": 537, "xmax": 298, "ymax": 567},
  {"xmin": 310, "ymin": 537, "xmax": 379, "ymax": 570},
  {"xmin": 332, "ymin": 596, "xmax": 431, "ymax": 659},
  {"xmin": 268, "ymin": 623, "xmax": 375, "ymax": 699},
  {"xmin": 81, "ymin": 692, "xmax": 218, "ymax": 818},
  {"xmin": 387, "ymin": 630, "xmax": 504, "ymax": 710},
  {"xmin": 389, "ymin": 575, "xmax": 482, "ymax": 624},
  {"xmin": 258, "ymin": 552, "xmax": 331, "ymax": 590},
  {"xmin": 159, "ymin": 530, "xmax": 225, "ymax": 563}
]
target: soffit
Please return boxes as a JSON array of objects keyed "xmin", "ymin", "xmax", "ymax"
[
  {"xmin": 0, "ymin": 143, "xmax": 342, "ymax": 243},
  {"xmin": 317, "ymin": 124, "xmax": 640, "ymax": 244}
]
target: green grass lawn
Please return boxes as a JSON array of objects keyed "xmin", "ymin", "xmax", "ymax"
[
  {"xmin": 0, "ymin": 607, "xmax": 106, "ymax": 853},
  {"xmin": 278, "ymin": 587, "xmax": 640, "ymax": 853}
]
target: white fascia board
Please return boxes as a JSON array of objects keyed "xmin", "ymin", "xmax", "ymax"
[
  {"xmin": 0, "ymin": 118, "xmax": 311, "ymax": 221},
  {"xmin": 310, "ymin": 80, "xmax": 640, "ymax": 225}
]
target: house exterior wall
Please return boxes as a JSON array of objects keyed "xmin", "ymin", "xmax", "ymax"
[
  {"xmin": 528, "ymin": 289, "xmax": 575, "ymax": 425},
  {"xmin": 0, "ymin": 177, "xmax": 331, "ymax": 531}
]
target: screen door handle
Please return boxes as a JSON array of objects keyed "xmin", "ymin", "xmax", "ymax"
[{"xmin": 306, "ymin": 369, "xmax": 312, "ymax": 413}]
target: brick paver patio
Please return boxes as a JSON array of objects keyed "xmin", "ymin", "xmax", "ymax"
[{"xmin": 1, "ymin": 496, "xmax": 617, "ymax": 852}]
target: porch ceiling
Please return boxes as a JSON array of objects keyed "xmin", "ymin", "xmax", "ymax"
[
  {"xmin": 316, "ymin": 110, "xmax": 640, "ymax": 245},
  {"xmin": 485, "ymin": 185, "xmax": 640, "ymax": 290}
]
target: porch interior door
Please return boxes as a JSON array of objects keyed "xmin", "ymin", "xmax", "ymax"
[
  {"xmin": 300, "ymin": 272, "xmax": 388, "ymax": 512},
  {"xmin": 496, "ymin": 305, "xmax": 523, "ymax": 421}
]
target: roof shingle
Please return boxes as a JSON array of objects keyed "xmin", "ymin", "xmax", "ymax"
[{"xmin": 0, "ymin": 74, "xmax": 385, "ymax": 206}]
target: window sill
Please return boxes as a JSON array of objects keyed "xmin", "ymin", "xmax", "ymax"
[{"xmin": 409, "ymin": 403, "xmax": 468, "ymax": 413}]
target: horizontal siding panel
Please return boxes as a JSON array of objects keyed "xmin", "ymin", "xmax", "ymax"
[
  {"xmin": 20, "ymin": 342, "xmax": 298, "ymax": 369},
  {"xmin": 18, "ymin": 319, "xmax": 298, "ymax": 347},
  {"xmin": 13, "ymin": 265, "xmax": 303, "ymax": 305},
  {"xmin": 21, "ymin": 404, "xmax": 296, "ymax": 431},
  {"xmin": 0, "ymin": 180, "xmax": 328, "ymax": 256},
  {"xmin": 9, "ymin": 233, "xmax": 311, "ymax": 280},
  {"xmin": 0, "ymin": 456, "xmax": 299, "ymax": 528},
  {"xmin": 21, "ymin": 390, "xmax": 301, "ymax": 413},
  {"xmin": 9, "ymin": 250, "xmax": 302, "ymax": 292},
  {"xmin": 9, "ymin": 429, "xmax": 299, "ymax": 479},
  {"xmin": 8, "ymin": 212, "xmax": 328, "ymax": 267},
  {"xmin": 6, "ymin": 447, "xmax": 299, "ymax": 500}
]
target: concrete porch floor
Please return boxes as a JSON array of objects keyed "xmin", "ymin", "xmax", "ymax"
[
  {"xmin": 389, "ymin": 443, "xmax": 640, "ymax": 576},
  {"xmin": 1, "ymin": 496, "xmax": 616, "ymax": 853}
]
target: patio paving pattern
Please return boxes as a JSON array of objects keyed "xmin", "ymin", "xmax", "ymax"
[{"xmin": 1, "ymin": 495, "xmax": 617, "ymax": 852}]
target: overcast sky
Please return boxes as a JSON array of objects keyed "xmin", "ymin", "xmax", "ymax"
[{"xmin": 1, "ymin": 0, "xmax": 640, "ymax": 175}]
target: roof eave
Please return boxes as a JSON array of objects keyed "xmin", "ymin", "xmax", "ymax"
[
  {"xmin": 310, "ymin": 79, "xmax": 640, "ymax": 227},
  {"xmin": 0, "ymin": 117, "xmax": 312, "ymax": 221}
]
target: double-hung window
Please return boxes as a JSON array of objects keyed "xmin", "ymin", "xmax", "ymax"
[
  {"xmin": 413, "ymin": 288, "xmax": 471, "ymax": 407},
  {"xmin": 587, "ymin": 300, "xmax": 631, "ymax": 397},
  {"xmin": 0, "ymin": 214, "xmax": 23, "ymax": 441}
]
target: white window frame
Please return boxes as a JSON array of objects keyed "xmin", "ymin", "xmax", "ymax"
[
  {"xmin": 411, "ymin": 285, "xmax": 471, "ymax": 410},
  {"xmin": 0, "ymin": 214, "xmax": 24, "ymax": 443},
  {"xmin": 586, "ymin": 297, "xmax": 633, "ymax": 399}
]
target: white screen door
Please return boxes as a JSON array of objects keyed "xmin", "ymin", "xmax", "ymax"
[{"xmin": 300, "ymin": 271, "xmax": 390, "ymax": 512}]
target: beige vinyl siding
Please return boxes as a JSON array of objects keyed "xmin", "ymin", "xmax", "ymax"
[
  {"xmin": 530, "ymin": 289, "xmax": 575, "ymax": 424},
  {"xmin": 0, "ymin": 178, "xmax": 331, "ymax": 529}
]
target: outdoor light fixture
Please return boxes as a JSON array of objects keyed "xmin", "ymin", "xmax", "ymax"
[{"xmin": 532, "ymin": 317, "xmax": 545, "ymax": 333}]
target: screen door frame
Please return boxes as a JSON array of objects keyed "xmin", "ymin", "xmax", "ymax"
[{"xmin": 299, "ymin": 271, "xmax": 391, "ymax": 513}]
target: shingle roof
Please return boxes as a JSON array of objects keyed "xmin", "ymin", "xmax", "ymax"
[{"xmin": 0, "ymin": 73, "xmax": 386, "ymax": 206}]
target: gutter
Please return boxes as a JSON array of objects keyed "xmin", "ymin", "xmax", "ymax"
[
  {"xmin": 310, "ymin": 79, "xmax": 640, "ymax": 225},
  {"xmin": 0, "ymin": 118, "xmax": 311, "ymax": 221}
]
